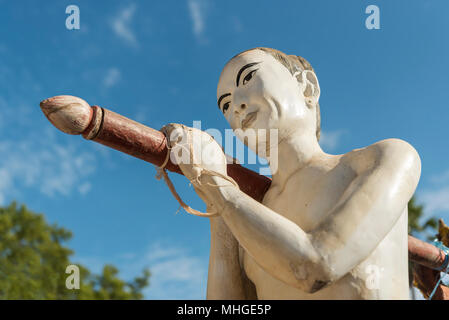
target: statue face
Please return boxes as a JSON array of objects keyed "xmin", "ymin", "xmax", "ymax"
[{"xmin": 217, "ymin": 49, "xmax": 315, "ymax": 155}]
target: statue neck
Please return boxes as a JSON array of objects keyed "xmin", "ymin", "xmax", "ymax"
[{"xmin": 269, "ymin": 130, "xmax": 326, "ymax": 188}]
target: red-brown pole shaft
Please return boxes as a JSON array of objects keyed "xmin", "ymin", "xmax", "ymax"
[
  {"xmin": 82, "ymin": 106, "xmax": 272, "ymax": 203},
  {"xmin": 408, "ymin": 235, "xmax": 448, "ymax": 270},
  {"xmin": 40, "ymin": 95, "xmax": 447, "ymax": 273}
]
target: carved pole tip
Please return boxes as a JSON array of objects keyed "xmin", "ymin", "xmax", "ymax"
[{"xmin": 40, "ymin": 95, "xmax": 93, "ymax": 135}]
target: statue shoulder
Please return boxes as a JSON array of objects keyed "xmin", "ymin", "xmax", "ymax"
[{"xmin": 342, "ymin": 138, "xmax": 421, "ymax": 188}]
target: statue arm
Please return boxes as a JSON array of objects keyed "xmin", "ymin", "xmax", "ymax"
[
  {"xmin": 207, "ymin": 215, "xmax": 255, "ymax": 299},
  {"xmin": 212, "ymin": 139, "xmax": 420, "ymax": 293},
  {"xmin": 215, "ymin": 185, "xmax": 325, "ymax": 293},
  {"xmin": 309, "ymin": 139, "xmax": 421, "ymax": 282}
]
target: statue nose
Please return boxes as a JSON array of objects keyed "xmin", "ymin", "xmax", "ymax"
[{"xmin": 234, "ymin": 104, "xmax": 247, "ymax": 115}]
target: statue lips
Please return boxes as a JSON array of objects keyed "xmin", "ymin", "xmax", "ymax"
[{"xmin": 241, "ymin": 111, "xmax": 258, "ymax": 130}]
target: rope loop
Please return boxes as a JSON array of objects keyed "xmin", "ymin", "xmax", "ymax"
[{"xmin": 155, "ymin": 125, "xmax": 238, "ymax": 218}]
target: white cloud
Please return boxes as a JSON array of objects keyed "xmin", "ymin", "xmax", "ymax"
[
  {"xmin": 111, "ymin": 4, "xmax": 138, "ymax": 47},
  {"xmin": 145, "ymin": 243, "xmax": 185, "ymax": 262},
  {"xmin": 418, "ymin": 168, "xmax": 449, "ymax": 218},
  {"xmin": 85, "ymin": 242, "xmax": 208, "ymax": 299},
  {"xmin": 0, "ymin": 129, "xmax": 96, "ymax": 205},
  {"xmin": 143, "ymin": 242, "xmax": 208, "ymax": 299},
  {"xmin": 420, "ymin": 187, "xmax": 449, "ymax": 216},
  {"xmin": 103, "ymin": 67, "xmax": 121, "ymax": 88},
  {"xmin": 146, "ymin": 255, "xmax": 207, "ymax": 299},
  {"xmin": 430, "ymin": 169, "xmax": 449, "ymax": 185},
  {"xmin": 188, "ymin": 0, "xmax": 206, "ymax": 41},
  {"xmin": 0, "ymin": 168, "xmax": 11, "ymax": 205},
  {"xmin": 319, "ymin": 130, "xmax": 345, "ymax": 151},
  {"xmin": 118, "ymin": 252, "xmax": 137, "ymax": 260},
  {"xmin": 78, "ymin": 182, "xmax": 92, "ymax": 195}
]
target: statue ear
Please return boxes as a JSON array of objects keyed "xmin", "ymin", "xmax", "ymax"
[{"xmin": 300, "ymin": 70, "xmax": 320, "ymax": 108}]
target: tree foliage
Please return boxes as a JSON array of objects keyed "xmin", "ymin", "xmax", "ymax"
[
  {"xmin": 0, "ymin": 202, "xmax": 150, "ymax": 299},
  {"xmin": 408, "ymin": 196, "xmax": 438, "ymax": 240}
]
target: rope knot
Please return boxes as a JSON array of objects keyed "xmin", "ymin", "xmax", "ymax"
[{"xmin": 154, "ymin": 126, "xmax": 239, "ymax": 218}]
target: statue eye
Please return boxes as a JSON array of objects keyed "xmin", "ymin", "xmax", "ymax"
[
  {"xmin": 222, "ymin": 102, "xmax": 230, "ymax": 113},
  {"xmin": 243, "ymin": 69, "xmax": 258, "ymax": 85}
]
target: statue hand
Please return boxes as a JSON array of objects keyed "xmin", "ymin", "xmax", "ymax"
[{"xmin": 161, "ymin": 123, "xmax": 235, "ymax": 209}]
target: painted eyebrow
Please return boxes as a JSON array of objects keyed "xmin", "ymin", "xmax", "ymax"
[
  {"xmin": 236, "ymin": 62, "xmax": 260, "ymax": 87},
  {"xmin": 217, "ymin": 93, "xmax": 231, "ymax": 109}
]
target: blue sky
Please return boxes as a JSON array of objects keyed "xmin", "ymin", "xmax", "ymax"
[{"xmin": 0, "ymin": 0, "xmax": 448, "ymax": 299}]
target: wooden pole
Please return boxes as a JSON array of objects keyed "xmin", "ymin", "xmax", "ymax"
[{"xmin": 40, "ymin": 95, "xmax": 271, "ymax": 203}]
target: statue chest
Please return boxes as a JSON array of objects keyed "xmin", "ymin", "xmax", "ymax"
[{"xmin": 261, "ymin": 169, "xmax": 353, "ymax": 232}]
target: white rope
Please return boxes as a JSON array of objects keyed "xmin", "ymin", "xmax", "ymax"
[{"xmin": 155, "ymin": 126, "xmax": 239, "ymax": 218}]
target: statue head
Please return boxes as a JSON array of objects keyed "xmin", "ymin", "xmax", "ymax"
[{"xmin": 217, "ymin": 47, "xmax": 321, "ymax": 156}]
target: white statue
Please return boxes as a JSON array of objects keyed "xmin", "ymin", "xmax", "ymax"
[{"xmin": 163, "ymin": 47, "xmax": 421, "ymax": 299}]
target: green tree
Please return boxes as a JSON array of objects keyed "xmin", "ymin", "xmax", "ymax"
[
  {"xmin": 0, "ymin": 202, "xmax": 150, "ymax": 299},
  {"xmin": 408, "ymin": 196, "xmax": 438, "ymax": 240}
]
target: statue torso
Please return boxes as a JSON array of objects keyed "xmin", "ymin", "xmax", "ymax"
[{"xmin": 240, "ymin": 143, "xmax": 410, "ymax": 299}]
